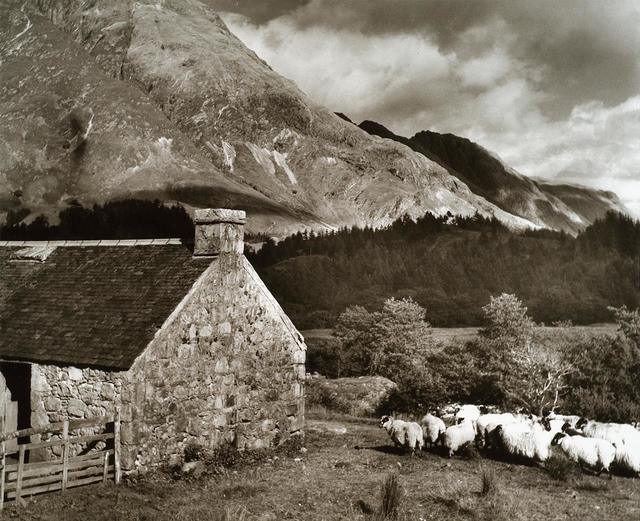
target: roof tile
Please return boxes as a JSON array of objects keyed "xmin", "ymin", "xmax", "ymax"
[{"xmin": 0, "ymin": 244, "xmax": 210, "ymax": 369}]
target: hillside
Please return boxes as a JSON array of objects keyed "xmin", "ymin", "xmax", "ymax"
[
  {"xmin": 0, "ymin": 0, "xmax": 623, "ymax": 235},
  {"xmin": 359, "ymin": 121, "xmax": 627, "ymax": 235},
  {"xmin": 249, "ymin": 212, "xmax": 640, "ymax": 328}
]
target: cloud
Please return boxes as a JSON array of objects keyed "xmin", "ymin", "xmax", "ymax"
[
  {"xmin": 202, "ymin": 0, "xmax": 311, "ymax": 25},
  {"xmin": 218, "ymin": 1, "xmax": 640, "ymax": 217},
  {"xmin": 467, "ymin": 96, "xmax": 640, "ymax": 217}
]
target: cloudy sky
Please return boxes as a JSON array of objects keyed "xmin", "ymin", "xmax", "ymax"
[{"xmin": 211, "ymin": 0, "xmax": 640, "ymax": 216}]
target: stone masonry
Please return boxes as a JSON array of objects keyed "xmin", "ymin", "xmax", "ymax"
[{"xmin": 10, "ymin": 209, "xmax": 306, "ymax": 471}]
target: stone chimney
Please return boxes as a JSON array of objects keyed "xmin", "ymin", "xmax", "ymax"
[{"xmin": 193, "ymin": 208, "xmax": 246, "ymax": 256}]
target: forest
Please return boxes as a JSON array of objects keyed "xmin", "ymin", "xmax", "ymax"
[
  {"xmin": 0, "ymin": 200, "xmax": 195, "ymax": 240},
  {"xmin": 249, "ymin": 211, "xmax": 640, "ymax": 328}
]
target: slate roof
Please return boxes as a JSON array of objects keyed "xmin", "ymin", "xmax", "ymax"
[{"xmin": 0, "ymin": 242, "xmax": 211, "ymax": 370}]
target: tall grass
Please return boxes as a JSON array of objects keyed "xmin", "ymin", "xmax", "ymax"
[
  {"xmin": 480, "ymin": 465, "xmax": 497, "ymax": 497},
  {"xmin": 374, "ymin": 473, "xmax": 403, "ymax": 520}
]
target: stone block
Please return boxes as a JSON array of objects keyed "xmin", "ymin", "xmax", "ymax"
[
  {"xmin": 45, "ymin": 397, "xmax": 61, "ymax": 411},
  {"xmin": 120, "ymin": 423, "xmax": 136, "ymax": 444},
  {"xmin": 69, "ymin": 407, "xmax": 85, "ymax": 418},
  {"xmin": 68, "ymin": 367, "xmax": 83, "ymax": 381},
  {"xmin": 200, "ymin": 324, "xmax": 213, "ymax": 338},
  {"xmin": 178, "ymin": 344, "xmax": 194, "ymax": 358},
  {"xmin": 212, "ymin": 414, "xmax": 226, "ymax": 428},
  {"xmin": 100, "ymin": 383, "xmax": 116, "ymax": 400},
  {"xmin": 31, "ymin": 368, "xmax": 52, "ymax": 393},
  {"xmin": 78, "ymin": 383, "xmax": 98, "ymax": 403},
  {"xmin": 189, "ymin": 324, "xmax": 197, "ymax": 340},
  {"xmin": 219, "ymin": 322, "xmax": 231, "ymax": 335},
  {"xmin": 215, "ymin": 357, "xmax": 228, "ymax": 374}
]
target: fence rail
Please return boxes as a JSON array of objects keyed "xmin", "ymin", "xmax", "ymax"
[{"xmin": 0, "ymin": 411, "xmax": 120, "ymax": 508}]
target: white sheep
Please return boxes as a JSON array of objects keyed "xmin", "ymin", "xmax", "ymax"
[
  {"xmin": 420, "ymin": 413, "xmax": 446, "ymax": 448},
  {"xmin": 575, "ymin": 418, "xmax": 640, "ymax": 448},
  {"xmin": 475, "ymin": 413, "xmax": 516, "ymax": 449},
  {"xmin": 612, "ymin": 438, "xmax": 640, "ymax": 476},
  {"xmin": 545, "ymin": 412, "xmax": 580, "ymax": 428},
  {"xmin": 494, "ymin": 422, "xmax": 555, "ymax": 463},
  {"xmin": 442, "ymin": 420, "xmax": 475, "ymax": 458},
  {"xmin": 551, "ymin": 432, "xmax": 616, "ymax": 478},
  {"xmin": 379, "ymin": 415, "xmax": 423, "ymax": 454},
  {"xmin": 455, "ymin": 404, "xmax": 481, "ymax": 425}
]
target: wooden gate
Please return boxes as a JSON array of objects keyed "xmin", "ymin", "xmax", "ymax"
[{"xmin": 0, "ymin": 412, "xmax": 121, "ymax": 508}]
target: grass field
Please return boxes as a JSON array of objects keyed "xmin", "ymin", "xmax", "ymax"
[
  {"xmin": 303, "ymin": 323, "xmax": 618, "ymax": 350},
  {"xmin": 5, "ymin": 409, "xmax": 639, "ymax": 521}
]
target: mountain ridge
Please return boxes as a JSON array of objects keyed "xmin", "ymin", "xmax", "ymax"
[
  {"xmin": 358, "ymin": 120, "xmax": 627, "ymax": 235},
  {"xmin": 0, "ymin": 0, "xmax": 627, "ymax": 236}
]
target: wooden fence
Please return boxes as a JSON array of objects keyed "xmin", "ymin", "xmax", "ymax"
[{"xmin": 0, "ymin": 412, "xmax": 120, "ymax": 508}]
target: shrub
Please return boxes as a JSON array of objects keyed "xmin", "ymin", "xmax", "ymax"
[
  {"xmin": 183, "ymin": 441, "xmax": 206, "ymax": 463},
  {"xmin": 305, "ymin": 377, "xmax": 352, "ymax": 413},
  {"xmin": 545, "ymin": 453, "xmax": 581, "ymax": 481}
]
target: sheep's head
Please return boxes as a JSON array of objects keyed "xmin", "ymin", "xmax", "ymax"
[
  {"xmin": 551, "ymin": 432, "xmax": 565, "ymax": 446},
  {"xmin": 575, "ymin": 417, "xmax": 588, "ymax": 430},
  {"xmin": 379, "ymin": 416, "xmax": 392, "ymax": 429},
  {"xmin": 561, "ymin": 422, "xmax": 571, "ymax": 433}
]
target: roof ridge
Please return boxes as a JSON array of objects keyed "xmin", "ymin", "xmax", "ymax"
[{"xmin": 0, "ymin": 239, "xmax": 185, "ymax": 247}]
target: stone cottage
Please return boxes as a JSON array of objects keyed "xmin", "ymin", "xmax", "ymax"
[{"xmin": 0, "ymin": 209, "xmax": 306, "ymax": 470}]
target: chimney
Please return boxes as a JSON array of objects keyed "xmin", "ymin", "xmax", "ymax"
[{"xmin": 193, "ymin": 208, "xmax": 246, "ymax": 256}]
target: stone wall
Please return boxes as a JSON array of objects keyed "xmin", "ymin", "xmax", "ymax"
[
  {"xmin": 29, "ymin": 364, "xmax": 124, "ymax": 458},
  {"xmin": 31, "ymin": 365, "xmax": 123, "ymax": 427},
  {"xmin": 120, "ymin": 253, "xmax": 306, "ymax": 469}
]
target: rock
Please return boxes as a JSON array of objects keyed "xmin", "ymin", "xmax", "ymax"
[
  {"xmin": 45, "ymin": 397, "xmax": 61, "ymax": 412},
  {"xmin": 306, "ymin": 375, "xmax": 397, "ymax": 416},
  {"xmin": 68, "ymin": 368, "xmax": 83, "ymax": 381},
  {"xmin": 181, "ymin": 460, "xmax": 205, "ymax": 478}
]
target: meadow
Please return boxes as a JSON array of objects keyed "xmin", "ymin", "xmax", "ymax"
[{"xmin": 4, "ymin": 409, "xmax": 639, "ymax": 521}]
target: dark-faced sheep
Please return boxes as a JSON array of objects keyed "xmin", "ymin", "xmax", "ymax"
[{"xmin": 379, "ymin": 415, "xmax": 424, "ymax": 455}]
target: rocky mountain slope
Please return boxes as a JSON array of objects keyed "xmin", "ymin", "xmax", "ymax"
[
  {"xmin": 359, "ymin": 121, "xmax": 627, "ymax": 235},
  {"xmin": 0, "ymin": 0, "xmax": 626, "ymax": 235}
]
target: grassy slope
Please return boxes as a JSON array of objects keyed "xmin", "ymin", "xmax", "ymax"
[{"xmin": 5, "ymin": 410, "xmax": 639, "ymax": 521}]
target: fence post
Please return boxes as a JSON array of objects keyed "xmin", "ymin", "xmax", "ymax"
[
  {"xmin": 0, "ymin": 441, "xmax": 5, "ymax": 510},
  {"xmin": 102, "ymin": 452, "xmax": 109, "ymax": 484},
  {"xmin": 113, "ymin": 408, "xmax": 121, "ymax": 485},
  {"xmin": 15, "ymin": 445, "xmax": 25, "ymax": 503},
  {"xmin": 61, "ymin": 420, "xmax": 69, "ymax": 492}
]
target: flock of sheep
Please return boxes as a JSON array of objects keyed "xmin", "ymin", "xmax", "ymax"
[{"xmin": 379, "ymin": 405, "xmax": 640, "ymax": 478}]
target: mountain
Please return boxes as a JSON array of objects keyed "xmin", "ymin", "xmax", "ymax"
[
  {"xmin": 358, "ymin": 121, "xmax": 627, "ymax": 235},
  {"xmin": 0, "ymin": 0, "xmax": 626, "ymax": 236}
]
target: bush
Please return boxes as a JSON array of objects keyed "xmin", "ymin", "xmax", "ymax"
[
  {"xmin": 305, "ymin": 336, "xmax": 345, "ymax": 377},
  {"xmin": 183, "ymin": 441, "xmax": 206, "ymax": 463},
  {"xmin": 545, "ymin": 453, "xmax": 581, "ymax": 481},
  {"xmin": 305, "ymin": 377, "xmax": 353, "ymax": 413}
]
